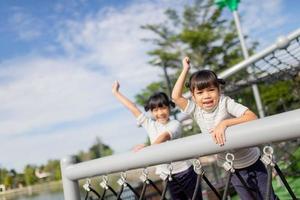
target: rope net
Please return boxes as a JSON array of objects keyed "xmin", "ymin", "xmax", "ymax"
[{"xmin": 224, "ymin": 36, "xmax": 300, "ymax": 94}]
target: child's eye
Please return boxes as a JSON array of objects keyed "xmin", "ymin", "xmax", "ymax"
[{"xmin": 152, "ymin": 108, "xmax": 158, "ymax": 112}]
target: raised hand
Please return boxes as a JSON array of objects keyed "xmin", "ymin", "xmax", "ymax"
[
  {"xmin": 112, "ymin": 80, "xmax": 120, "ymax": 94},
  {"xmin": 182, "ymin": 56, "xmax": 190, "ymax": 70}
]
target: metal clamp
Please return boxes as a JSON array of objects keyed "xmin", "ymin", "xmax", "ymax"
[
  {"xmin": 193, "ymin": 159, "xmax": 204, "ymax": 176},
  {"xmin": 223, "ymin": 153, "xmax": 235, "ymax": 173},
  {"xmin": 83, "ymin": 179, "xmax": 91, "ymax": 192},
  {"xmin": 117, "ymin": 171, "xmax": 127, "ymax": 187},
  {"xmin": 167, "ymin": 164, "xmax": 173, "ymax": 181},
  {"xmin": 139, "ymin": 168, "xmax": 149, "ymax": 184},
  {"xmin": 100, "ymin": 175, "xmax": 109, "ymax": 190},
  {"xmin": 261, "ymin": 146, "xmax": 275, "ymax": 166}
]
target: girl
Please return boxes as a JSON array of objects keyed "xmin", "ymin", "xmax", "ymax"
[
  {"xmin": 112, "ymin": 81, "xmax": 202, "ymax": 200},
  {"xmin": 171, "ymin": 57, "xmax": 277, "ymax": 200}
]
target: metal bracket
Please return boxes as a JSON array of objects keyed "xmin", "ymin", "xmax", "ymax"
[
  {"xmin": 139, "ymin": 168, "xmax": 149, "ymax": 184},
  {"xmin": 222, "ymin": 153, "xmax": 235, "ymax": 173},
  {"xmin": 99, "ymin": 175, "xmax": 109, "ymax": 190},
  {"xmin": 193, "ymin": 159, "xmax": 204, "ymax": 176},
  {"xmin": 83, "ymin": 179, "xmax": 91, "ymax": 192},
  {"xmin": 261, "ymin": 146, "xmax": 275, "ymax": 166},
  {"xmin": 117, "ymin": 171, "xmax": 127, "ymax": 187}
]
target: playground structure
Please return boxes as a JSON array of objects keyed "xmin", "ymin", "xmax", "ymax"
[{"xmin": 60, "ymin": 28, "xmax": 300, "ymax": 200}]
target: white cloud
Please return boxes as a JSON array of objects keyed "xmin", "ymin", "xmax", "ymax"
[
  {"xmin": 0, "ymin": 1, "xmax": 178, "ymax": 170},
  {"xmin": 238, "ymin": 0, "xmax": 287, "ymax": 48},
  {"xmin": 0, "ymin": 57, "xmax": 115, "ymax": 135},
  {"xmin": 9, "ymin": 8, "xmax": 43, "ymax": 41}
]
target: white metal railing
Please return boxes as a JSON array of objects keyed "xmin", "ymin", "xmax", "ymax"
[
  {"xmin": 219, "ymin": 28, "xmax": 300, "ymax": 79},
  {"xmin": 61, "ymin": 108, "xmax": 300, "ymax": 200}
]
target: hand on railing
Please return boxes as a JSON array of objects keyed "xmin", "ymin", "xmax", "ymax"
[{"xmin": 132, "ymin": 144, "xmax": 146, "ymax": 152}]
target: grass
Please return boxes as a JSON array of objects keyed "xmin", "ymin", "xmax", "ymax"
[
  {"xmin": 231, "ymin": 177, "xmax": 300, "ymax": 200},
  {"xmin": 272, "ymin": 177, "xmax": 300, "ymax": 200}
]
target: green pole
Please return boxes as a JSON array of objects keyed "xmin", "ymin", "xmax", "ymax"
[
  {"xmin": 214, "ymin": 0, "xmax": 240, "ymax": 12},
  {"xmin": 214, "ymin": 0, "xmax": 265, "ymax": 118}
]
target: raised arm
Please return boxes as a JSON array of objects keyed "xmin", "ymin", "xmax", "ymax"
[
  {"xmin": 112, "ymin": 81, "xmax": 142, "ymax": 118},
  {"xmin": 171, "ymin": 57, "xmax": 190, "ymax": 110}
]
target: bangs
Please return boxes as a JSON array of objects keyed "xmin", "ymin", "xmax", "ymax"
[
  {"xmin": 188, "ymin": 70, "xmax": 223, "ymax": 92},
  {"xmin": 144, "ymin": 92, "xmax": 175, "ymax": 111},
  {"xmin": 193, "ymin": 78, "xmax": 218, "ymax": 91},
  {"xmin": 148, "ymin": 97, "xmax": 168, "ymax": 110}
]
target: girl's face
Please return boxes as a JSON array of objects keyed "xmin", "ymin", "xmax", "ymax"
[
  {"xmin": 192, "ymin": 86, "xmax": 220, "ymax": 111},
  {"xmin": 151, "ymin": 105, "xmax": 170, "ymax": 124}
]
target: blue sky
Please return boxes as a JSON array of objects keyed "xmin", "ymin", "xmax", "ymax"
[{"xmin": 0, "ymin": 0, "xmax": 299, "ymax": 172}]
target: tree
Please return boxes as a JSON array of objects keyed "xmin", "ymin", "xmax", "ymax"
[
  {"xmin": 75, "ymin": 137, "xmax": 113, "ymax": 162},
  {"xmin": 136, "ymin": 0, "xmax": 257, "ymax": 107},
  {"xmin": 23, "ymin": 165, "xmax": 38, "ymax": 186},
  {"xmin": 44, "ymin": 160, "xmax": 61, "ymax": 181},
  {"xmin": 135, "ymin": 0, "xmax": 258, "ymax": 137}
]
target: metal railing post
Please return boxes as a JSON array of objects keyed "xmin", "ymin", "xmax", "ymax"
[
  {"xmin": 60, "ymin": 156, "xmax": 81, "ymax": 200},
  {"xmin": 232, "ymin": 10, "xmax": 265, "ymax": 118}
]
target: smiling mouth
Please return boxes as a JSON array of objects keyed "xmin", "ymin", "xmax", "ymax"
[
  {"xmin": 203, "ymin": 100, "xmax": 213, "ymax": 104},
  {"xmin": 158, "ymin": 117, "xmax": 167, "ymax": 120}
]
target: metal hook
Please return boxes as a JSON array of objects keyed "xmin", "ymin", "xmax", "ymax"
[
  {"xmin": 225, "ymin": 153, "xmax": 235, "ymax": 163},
  {"xmin": 117, "ymin": 171, "xmax": 128, "ymax": 186},
  {"xmin": 193, "ymin": 159, "xmax": 204, "ymax": 175},
  {"xmin": 142, "ymin": 168, "xmax": 149, "ymax": 178},
  {"xmin": 223, "ymin": 153, "xmax": 235, "ymax": 173},
  {"xmin": 100, "ymin": 175, "xmax": 109, "ymax": 189},
  {"xmin": 261, "ymin": 146, "xmax": 275, "ymax": 166},
  {"xmin": 121, "ymin": 171, "xmax": 127, "ymax": 181},
  {"xmin": 167, "ymin": 164, "xmax": 173, "ymax": 181},
  {"xmin": 167, "ymin": 164, "xmax": 173, "ymax": 174},
  {"xmin": 83, "ymin": 178, "xmax": 91, "ymax": 192},
  {"xmin": 263, "ymin": 146, "xmax": 274, "ymax": 157},
  {"xmin": 103, "ymin": 175, "xmax": 108, "ymax": 183},
  {"xmin": 140, "ymin": 168, "xmax": 149, "ymax": 183},
  {"xmin": 193, "ymin": 159, "xmax": 201, "ymax": 168}
]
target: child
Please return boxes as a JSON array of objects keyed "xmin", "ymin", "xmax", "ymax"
[
  {"xmin": 112, "ymin": 80, "xmax": 203, "ymax": 200},
  {"xmin": 171, "ymin": 57, "xmax": 278, "ymax": 200}
]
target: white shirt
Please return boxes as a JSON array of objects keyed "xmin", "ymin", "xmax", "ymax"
[
  {"xmin": 137, "ymin": 113, "xmax": 192, "ymax": 178},
  {"xmin": 183, "ymin": 95, "xmax": 260, "ymax": 169}
]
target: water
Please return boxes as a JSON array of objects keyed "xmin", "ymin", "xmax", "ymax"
[
  {"xmin": 14, "ymin": 192, "xmax": 64, "ymax": 200},
  {"xmin": 0, "ymin": 191, "xmax": 64, "ymax": 200}
]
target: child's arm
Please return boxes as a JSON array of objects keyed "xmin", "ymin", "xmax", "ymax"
[
  {"xmin": 212, "ymin": 110, "xmax": 257, "ymax": 145},
  {"xmin": 171, "ymin": 57, "xmax": 190, "ymax": 110},
  {"xmin": 132, "ymin": 133, "xmax": 171, "ymax": 152},
  {"xmin": 112, "ymin": 81, "xmax": 142, "ymax": 118},
  {"xmin": 152, "ymin": 132, "xmax": 171, "ymax": 144}
]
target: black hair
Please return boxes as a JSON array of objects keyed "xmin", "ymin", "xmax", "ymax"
[
  {"xmin": 144, "ymin": 92, "xmax": 175, "ymax": 112},
  {"xmin": 186, "ymin": 70, "xmax": 225, "ymax": 92}
]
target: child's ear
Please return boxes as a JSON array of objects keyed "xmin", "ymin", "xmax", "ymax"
[{"xmin": 191, "ymin": 92, "xmax": 196, "ymax": 102}]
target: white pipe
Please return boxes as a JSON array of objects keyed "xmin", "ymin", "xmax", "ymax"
[{"xmin": 64, "ymin": 108, "xmax": 300, "ymax": 181}]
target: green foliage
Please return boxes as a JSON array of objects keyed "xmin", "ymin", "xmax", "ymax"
[
  {"xmin": 260, "ymin": 79, "xmax": 300, "ymax": 115},
  {"xmin": 44, "ymin": 160, "xmax": 61, "ymax": 181},
  {"xmin": 3, "ymin": 176, "xmax": 13, "ymax": 188},
  {"xmin": 135, "ymin": 82, "xmax": 162, "ymax": 107},
  {"xmin": 75, "ymin": 137, "xmax": 113, "ymax": 162},
  {"xmin": 136, "ymin": 0, "xmax": 256, "ymax": 107},
  {"xmin": 23, "ymin": 165, "xmax": 38, "ymax": 186}
]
